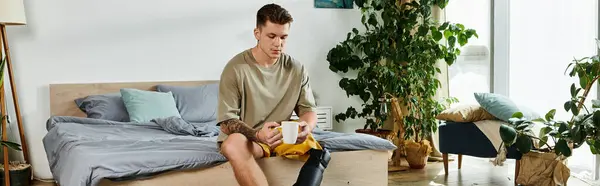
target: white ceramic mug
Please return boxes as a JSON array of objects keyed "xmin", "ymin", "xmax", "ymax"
[{"xmin": 281, "ymin": 121, "xmax": 299, "ymax": 144}]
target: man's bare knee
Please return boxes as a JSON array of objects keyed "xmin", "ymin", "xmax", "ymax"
[
  {"xmin": 221, "ymin": 133, "xmax": 264, "ymax": 160},
  {"xmin": 221, "ymin": 133, "xmax": 251, "ymax": 159}
]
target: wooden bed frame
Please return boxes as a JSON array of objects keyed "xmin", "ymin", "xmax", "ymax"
[{"xmin": 48, "ymin": 80, "xmax": 390, "ymax": 186}]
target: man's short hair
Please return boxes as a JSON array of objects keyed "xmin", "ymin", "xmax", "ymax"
[{"xmin": 256, "ymin": 3, "xmax": 293, "ymax": 28}]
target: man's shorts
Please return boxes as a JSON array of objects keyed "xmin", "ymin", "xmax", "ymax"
[{"xmin": 217, "ymin": 141, "xmax": 276, "ymax": 157}]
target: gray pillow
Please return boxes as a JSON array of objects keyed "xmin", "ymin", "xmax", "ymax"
[
  {"xmin": 74, "ymin": 93, "xmax": 130, "ymax": 122},
  {"xmin": 156, "ymin": 83, "xmax": 218, "ymax": 123},
  {"xmin": 312, "ymin": 129, "xmax": 397, "ymax": 151}
]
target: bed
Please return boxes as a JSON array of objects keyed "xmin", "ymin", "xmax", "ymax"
[{"xmin": 43, "ymin": 80, "xmax": 395, "ymax": 186}]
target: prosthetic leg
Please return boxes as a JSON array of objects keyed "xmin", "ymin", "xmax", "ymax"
[{"xmin": 293, "ymin": 148, "xmax": 331, "ymax": 186}]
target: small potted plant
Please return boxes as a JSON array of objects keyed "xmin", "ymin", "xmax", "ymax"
[{"xmin": 0, "ymin": 135, "xmax": 30, "ymax": 186}]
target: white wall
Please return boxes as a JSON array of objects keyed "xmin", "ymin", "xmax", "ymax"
[{"xmin": 4, "ymin": 0, "xmax": 366, "ymax": 180}]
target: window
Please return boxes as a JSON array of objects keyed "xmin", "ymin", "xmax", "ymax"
[
  {"xmin": 446, "ymin": 0, "xmax": 492, "ymax": 105},
  {"xmin": 449, "ymin": 0, "xmax": 600, "ymax": 182},
  {"xmin": 508, "ymin": 0, "xmax": 598, "ymax": 181}
]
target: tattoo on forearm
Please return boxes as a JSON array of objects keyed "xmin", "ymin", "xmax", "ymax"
[{"xmin": 219, "ymin": 119, "xmax": 258, "ymax": 142}]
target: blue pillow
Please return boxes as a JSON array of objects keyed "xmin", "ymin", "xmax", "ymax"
[
  {"xmin": 156, "ymin": 83, "xmax": 218, "ymax": 122},
  {"xmin": 74, "ymin": 93, "xmax": 130, "ymax": 122},
  {"xmin": 474, "ymin": 92, "xmax": 539, "ymax": 122},
  {"xmin": 312, "ymin": 129, "xmax": 397, "ymax": 152},
  {"xmin": 120, "ymin": 88, "xmax": 182, "ymax": 123}
]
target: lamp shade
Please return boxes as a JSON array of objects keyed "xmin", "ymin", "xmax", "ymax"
[{"xmin": 0, "ymin": 0, "xmax": 26, "ymax": 25}]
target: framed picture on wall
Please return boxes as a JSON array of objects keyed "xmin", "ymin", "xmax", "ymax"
[{"xmin": 314, "ymin": 0, "xmax": 354, "ymax": 9}]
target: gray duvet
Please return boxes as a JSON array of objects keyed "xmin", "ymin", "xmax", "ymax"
[{"xmin": 43, "ymin": 116, "xmax": 396, "ymax": 186}]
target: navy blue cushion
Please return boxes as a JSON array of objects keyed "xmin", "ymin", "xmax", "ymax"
[{"xmin": 439, "ymin": 121, "xmax": 522, "ymax": 160}]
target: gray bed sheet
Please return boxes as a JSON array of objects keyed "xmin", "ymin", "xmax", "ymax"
[{"xmin": 43, "ymin": 116, "xmax": 396, "ymax": 186}]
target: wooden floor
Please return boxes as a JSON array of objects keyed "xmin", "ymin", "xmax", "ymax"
[
  {"xmin": 389, "ymin": 155, "xmax": 592, "ymax": 186},
  {"xmin": 32, "ymin": 155, "xmax": 593, "ymax": 186}
]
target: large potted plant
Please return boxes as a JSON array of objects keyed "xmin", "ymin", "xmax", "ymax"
[
  {"xmin": 498, "ymin": 41, "xmax": 600, "ymax": 185},
  {"xmin": 0, "ymin": 58, "xmax": 30, "ymax": 186},
  {"xmin": 327, "ymin": 0, "xmax": 477, "ymax": 169}
]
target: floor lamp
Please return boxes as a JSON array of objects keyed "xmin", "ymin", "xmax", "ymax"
[{"xmin": 0, "ymin": 0, "xmax": 30, "ymax": 185}]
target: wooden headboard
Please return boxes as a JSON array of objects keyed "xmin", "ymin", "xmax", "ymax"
[{"xmin": 49, "ymin": 80, "xmax": 219, "ymax": 117}]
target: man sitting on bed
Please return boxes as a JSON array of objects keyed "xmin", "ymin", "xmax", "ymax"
[{"xmin": 216, "ymin": 3, "xmax": 329, "ymax": 186}]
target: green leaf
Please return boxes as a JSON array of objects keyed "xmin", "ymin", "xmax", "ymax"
[
  {"xmin": 538, "ymin": 136, "xmax": 548, "ymax": 148},
  {"xmin": 580, "ymin": 76, "xmax": 589, "ymax": 88},
  {"xmin": 539, "ymin": 126, "xmax": 553, "ymax": 138},
  {"xmin": 433, "ymin": 31, "xmax": 442, "ymax": 41},
  {"xmin": 499, "ymin": 125, "xmax": 517, "ymax": 145},
  {"xmin": 555, "ymin": 139, "xmax": 572, "ymax": 157},
  {"xmin": 558, "ymin": 121, "xmax": 569, "ymax": 134},
  {"xmin": 532, "ymin": 118, "xmax": 546, "ymax": 123},
  {"xmin": 588, "ymin": 140, "xmax": 599, "ymax": 154},
  {"xmin": 448, "ymin": 36, "xmax": 456, "ymax": 47},
  {"xmin": 360, "ymin": 92, "xmax": 370, "ymax": 102},
  {"xmin": 593, "ymin": 111, "xmax": 600, "ymax": 127},
  {"xmin": 508, "ymin": 117, "xmax": 521, "ymax": 124},
  {"xmin": 352, "ymin": 28, "xmax": 359, "ymax": 35},
  {"xmin": 571, "ymin": 83, "xmax": 576, "ymax": 97},
  {"xmin": 516, "ymin": 124, "xmax": 530, "ymax": 130},
  {"xmin": 0, "ymin": 58, "xmax": 5, "ymax": 88},
  {"xmin": 418, "ymin": 25, "xmax": 429, "ymax": 36},
  {"xmin": 439, "ymin": 22, "xmax": 449, "ymax": 30},
  {"xmin": 564, "ymin": 100, "xmax": 572, "ymax": 111},
  {"xmin": 512, "ymin": 112, "xmax": 524, "ymax": 119},
  {"xmin": 594, "ymin": 139, "xmax": 600, "ymax": 154},
  {"xmin": 368, "ymin": 14, "xmax": 378, "ymax": 27},
  {"xmin": 516, "ymin": 135, "xmax": 533, "ymax": 153},
  {"xmin": 572, "ymin": 101, "xmax": 579, "ymax": 116},
  {"xmin": 0, "ymin": 141, "xmax": 21, "ymax": 151},
  {"xmin": 354, "ymin": 0, "xmax": 366, "ymax": 7},
  {"xmin": 545, "ymin": 109, "xmax": 556, "ymax": 121},
  {"xmin": 571, "ymin": 125, "xmax": 585, "ymax": 145},
  {"xmin": 443, "ymin": 30, "xmax": 452, "ymax": 39},
  {"xmin": 458, "ymin": 34, "xmax": 467, "ymax": 46}
]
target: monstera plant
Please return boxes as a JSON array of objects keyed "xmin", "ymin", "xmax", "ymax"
[{"xmin": 327, "ymin": 0, "xmax": 477, "ymax": 168}]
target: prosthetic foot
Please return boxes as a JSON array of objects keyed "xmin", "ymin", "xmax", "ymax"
[{"xmin": 293, "ymin": 148, "xmax": 331, "ymax": 186}]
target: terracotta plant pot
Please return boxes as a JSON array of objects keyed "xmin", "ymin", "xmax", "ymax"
[{"xmin": 404, "ymin": 139, "xmax": 432, "ymax": 169}]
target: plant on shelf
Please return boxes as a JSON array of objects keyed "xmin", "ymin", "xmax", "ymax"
[
  {"xmin": 326, "ymin": 0, "xmax": 477, "ymax": 169},
  {"xmin": 0, "ymin": 57, "xmax": 30, "ymax": 186},
  {"xmin": 498, "ymin": 40, "xmax": 600, "ymax": 184}
]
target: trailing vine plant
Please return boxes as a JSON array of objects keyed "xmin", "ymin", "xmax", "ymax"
[{"xmin": 327, "ymin": 0, "xmax": 477, "ymax": 143}]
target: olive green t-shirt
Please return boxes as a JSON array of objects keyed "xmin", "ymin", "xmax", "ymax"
[{"xmin": 216, "ymin": 49, "xmax": 317, "ymax": 142}]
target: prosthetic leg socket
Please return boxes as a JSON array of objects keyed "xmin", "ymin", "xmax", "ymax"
[{"xmin": 293, "ymin": 148, "xmax": 331, "ymax": 186}]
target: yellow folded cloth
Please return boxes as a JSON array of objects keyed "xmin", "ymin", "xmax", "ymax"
[{"xmin": 261, "ymin": 127, "xmax": 323, "ymax": 162}]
